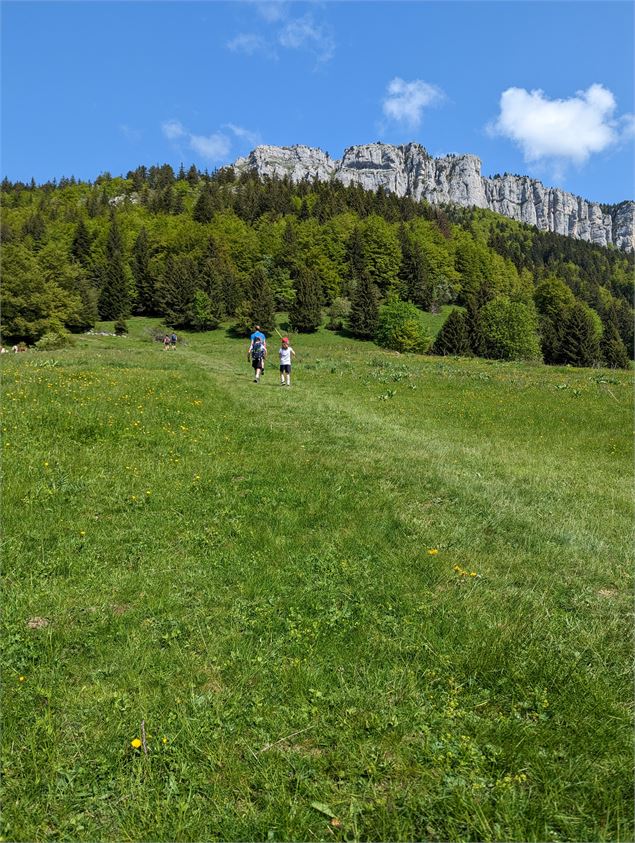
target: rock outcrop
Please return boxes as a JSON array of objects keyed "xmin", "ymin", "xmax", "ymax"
[{"xmin": 233, "ymin": 142, "xmax": 634, "ymax": 252}]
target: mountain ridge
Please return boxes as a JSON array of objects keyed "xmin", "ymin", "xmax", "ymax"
[{"xmin": 233, "ymin": 142, "xmax": 634, "ymax": 252}]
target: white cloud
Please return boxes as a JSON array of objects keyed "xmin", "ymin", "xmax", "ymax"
[
  {"xmin": 119, "ymin": 124, "xmax": 142, "ymax": 143},
  {"xmin": 162, "ymin": 119, "xmax": 260, "ymax": 163},
  {"xmin": 225, "ymin": 123, "xmax": 262, "ymax": 147},
  {"xmin": 254, "ymin": 0, "xmax": 287, "ymax": 23},
  {"xmin": 189, "ymin": 132, "xmax": 232, "ymax": 162},
  {"xmin": 618, "ymin": 112, "xmax": 635, "ymax": 141},
  {"xmin": 226, "ymin": 33, "xmax": 273, "ymax": 57},
  {"xmin": 278, "ymin": 15, "xmax": 334, "ymax": 63},
  {"xmin": 489, "ymin": 84, "xmax": 633, "ymax": 167},
  {"xmin": 161, "ymin": 119, "xmax": 186, "ymax": 141},
  {"xmin": 382, "ymin": 78, "xmax": 445, "ymax": 127}
]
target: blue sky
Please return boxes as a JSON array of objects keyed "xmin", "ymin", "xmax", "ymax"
[{"xmin": 2, "ymin": 1, "xmax": 633, "ymax": 203}]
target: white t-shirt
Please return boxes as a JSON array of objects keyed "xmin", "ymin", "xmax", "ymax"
[{"xmin": 279, "ymin": 346, "xmax": 293, "ymax": 365}]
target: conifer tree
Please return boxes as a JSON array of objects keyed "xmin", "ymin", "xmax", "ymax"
[
  {"xmin": 561, "ymin": 302, "xmax": 601, "ymax": 367},
  {"xmin": 348, "ymin": 273, "xmax": 379, "ymax": 339},
  {"xmin": 155, "ymin": 254, "xmax": 198, "ymax": 327},
  {"xmin": 289, "ymin": 266, "xmax": 322, "ymax": 332},
  {"xmin": 248, "ymin": 265, "xmax": 276, "ymax": 333},
  {"xmin": 465, "ymin": 299, "xmax": 485, "ymax": 357},
  {"xmin": 431, "ymin": 309, "xmax": 471, "ymax": 356},
  {"xmin": 131, "ymin": 227, "xmax": 154, "ymax": 314},
  {"xmin": 406, "ymin": 241, "xmax": 432, "ymax": 309},
  {"xmin": 186, "ymin": 165, "xmax": 200, "ymax": 186},
  {"xmin": 71, "ymin": 218, "xmax": 92, "ymax": 265},
  {"xmin": 98, "ymin": 213, "xmax": 130, "ymax": 321},
  {"xmin": 600, "ymin": 322, "xmax": 630, "ymax": 369},
  {"xmin": 193, "ymin": 184, "xmax": 216, "ymax": 223}
]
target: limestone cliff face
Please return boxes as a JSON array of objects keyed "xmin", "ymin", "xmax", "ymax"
[{"xmin": 233, "ymin": 142, "xmax": 634, "ymax": 251}]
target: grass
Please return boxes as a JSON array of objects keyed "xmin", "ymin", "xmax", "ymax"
[{"xmin": 1, "ymin": 317, "xmax": 633, "ymax": 842}]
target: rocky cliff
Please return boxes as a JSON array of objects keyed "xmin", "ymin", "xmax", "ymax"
[{"xmin": 233, "ymin": 142, "xmax": 635, "ymax": 252}]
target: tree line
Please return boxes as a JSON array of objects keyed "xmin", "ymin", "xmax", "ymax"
[{"xmin": 1, "ymin": 164, "xmax": 632, "ymax": 368}]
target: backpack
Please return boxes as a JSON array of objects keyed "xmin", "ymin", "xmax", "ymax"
[
  {"xmin": 252, "ymin": 338, "xmax": 264, "ymax": 359},
  {"xmin": 171, "ymin": 333, "xmax": 177, "ymax": 342}
]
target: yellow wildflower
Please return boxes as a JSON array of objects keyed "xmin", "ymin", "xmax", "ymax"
[
  {"xmin": 428, "ymin": 548, "xmax": 439, "ymax": 555},
  {"xmin": 130, "ymin": 738, "xmax": 142, "ymax": 749}
]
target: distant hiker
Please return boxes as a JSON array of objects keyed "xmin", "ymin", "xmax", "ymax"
[
  {"xmin": 278, "ymin": 336, "xmax": 296, "ymax": 387},
  {"xmin": 170, "ymin": 332, "xmax": 177, "ymax": 349},
  {"xmin": 12, "ymin": 345, "xmax": 18, "ymax": 353},
  {"xmin": 163, "ymin": 335, "xmax": 170, "ymax": 351},
  {"xmin": 248, "ymin": 335, "xmax": 267, "ymax": 383}
]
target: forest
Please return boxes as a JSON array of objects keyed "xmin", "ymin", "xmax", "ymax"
[{"xmin": 1, "ymin": 163, "xmax": 633, "ymax": 367}]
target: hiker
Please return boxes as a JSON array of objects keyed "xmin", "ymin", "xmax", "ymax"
[
  {"xmin": 278, "ymin": 336, "xmax": 296, "ymax": 387},
  {"xmin": 170, "ymin": 332, "xmax": 177, "ymax": 349},
  {"xmin": 249, "ymin": 325, "xmax": 267, "ymax": 374},
  {"xmin": 248, "ymin": 334, "xmax": 267, "ymax": 383},
  {"xmin": 163, "ymin": 334, "xmax": 170, "ymax": 351},
  {"xmin": 249, "ymin": 325, "xmax": 267, "ymax": 375}
]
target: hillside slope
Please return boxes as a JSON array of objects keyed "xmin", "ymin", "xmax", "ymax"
[{"xmin": 2, "ymin": 322, "xmax": 632, "ymax": 842}]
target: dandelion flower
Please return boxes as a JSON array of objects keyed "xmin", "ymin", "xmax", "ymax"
[
  {"xmin": 428, "ymin": 548, "xmax": 439, "ymax": 556},
  {"xmin": 18, "ymin": 675, "xmax": 25, "ymax": 682},
  {"xmin": 131, "ymin": 738, "xmax": 142, "ymax": 749}
]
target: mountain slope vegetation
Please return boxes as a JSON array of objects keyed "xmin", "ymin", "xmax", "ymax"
[{"xmin": 1, "ymin": 165, "xmax": 632, "ymax": 368}]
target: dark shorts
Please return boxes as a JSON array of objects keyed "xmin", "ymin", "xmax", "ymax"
[
  {"xmin": 252, "ymin": 358, "xmax": 264, "ymax": 370},
  {"xmin": 280, "ymin": 364, "xmax": 291, "ymax": 374}
]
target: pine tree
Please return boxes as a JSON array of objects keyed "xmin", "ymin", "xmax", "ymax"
[
  {"xmin": 348, "ymin": 225, "xmax": 365, "ymax": 279},
  {"xmin": 465, "ymin": 299, "xmax": 485, "ymax": 357},
  {"xmin": 348, "ymin": 273, "xmax": 379, "ymax": 339},
  {"xmin": 192, "ymin": 184, "xmax": 217, "ymax": 223},
  {"xmin": 155, "ymin": 254, "xmax": 198, "ymax": 327},
  {"xmin": 561, "ymin": 302, "xmax": 601, "ymax": 367},
  {"xmin": 131, "ymin": 227, "xmax": 154, "ymax": 314},
  {"xmin": 248, "ymin": 266, "xmax": 276, "ymax": 333},
  {"xmin": 600, "ymin": 323, "xmax": 630, "ymax": 369},
  {"xmin": 98, "ymin": 213, "xmax": 130, "ymax": 320},
  {"xmin": 407, "ymin": 241, "xmax": 432, "ymax": 309},
  {"xmin": 186, "ymin": 165, "xmax": 200, "ymax": 186},
  {"xmin": 431, "ymin": 309, "xmax": 471, "ymax": 356},
  {"xmin": 289, "ymin": 266, "xmax": 322, "ymax": 332},
  {"xmin": 71, "ymin": 218, "xmax": 92, "ymax": 265}
]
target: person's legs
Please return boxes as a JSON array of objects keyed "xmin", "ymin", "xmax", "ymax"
[{"xmin": 280, "ymin": 365, "xmax": 285, "ymax": 385}]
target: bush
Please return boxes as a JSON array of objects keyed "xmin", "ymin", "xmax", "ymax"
[
  {"xmin": 34, "ymin": 330, "xmax": 76, "ymax": 351},
  {"xmin": 479, "ymin": 296, "xmax": 542, "ymax": 361},
  {"xmin": 375, "ymin": 297, "xmax": 431, "ymax": 354},
  {"xmin": 326, "ymin": 297, "xmax": 351, "ymax": 331},
  {"xmin": 114, "ymin": 320, "xmax": 128, "ymax": 335}
]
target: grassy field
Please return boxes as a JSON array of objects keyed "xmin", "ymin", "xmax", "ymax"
[{"xmin": 2, "ymin": 318, "xmax": 632, "ymax": 842}]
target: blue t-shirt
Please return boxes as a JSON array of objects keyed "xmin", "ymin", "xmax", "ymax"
[{"xmin": 250, "ymin": 331, "xmax": 266, "ymax": 343}]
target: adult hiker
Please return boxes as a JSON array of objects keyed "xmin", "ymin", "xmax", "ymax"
[
  {"xmin": 248, "ymin": 333, "xmax": 267, "ymax": 383},
  {"xmin": 248, "ymin": 325, "xmax": 267, "ymax": 377}
]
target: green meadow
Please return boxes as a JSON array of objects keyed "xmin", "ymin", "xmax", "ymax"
[{"xmin": 2, "ymin": 319, "xmax": 632, "ymax": 842}]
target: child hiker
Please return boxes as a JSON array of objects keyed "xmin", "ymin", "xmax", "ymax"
[{"xmin": 278, "ymin": 336, "xmax": 296, "ymax": 387}]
